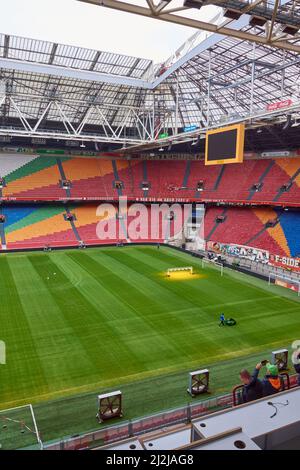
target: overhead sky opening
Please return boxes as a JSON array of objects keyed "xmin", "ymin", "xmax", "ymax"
[{"xmin": 0, "ymin": 0, "xmax": 219, "ymax": 63}]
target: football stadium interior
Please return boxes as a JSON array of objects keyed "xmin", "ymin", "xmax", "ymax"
[{"xmin": 1, "ymin": 0, "xmax": 300, "ymax": 452}]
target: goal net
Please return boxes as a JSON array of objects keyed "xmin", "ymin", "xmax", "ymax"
[
  {"xmin": 0, "ymin": 404, "xmax": 43, "ymax": 450},
  {"xmin": 167, "ymin": 266, "xmax": 193, "ymax": 277},
  {"xmin": 201, "ymin": 258, "xmax": 224, "ymax": 276},
  {"xmin": 268, "ymin": 272, "xmax": 300, "ymax": 296}
]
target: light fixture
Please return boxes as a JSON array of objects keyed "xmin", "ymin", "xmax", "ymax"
[
  {"xmin": 282, "ymin": 114, "xmax": 292, "ymax": 131},
  {"xmin": 31, "ymin": 137, "xmax": 46, "ymax": 145},
  {"xmin": 158, "ymin": 146, "xmax": 164, "ymax": 152},
  {"xmin": 183, "ymin": 0, "xmax": 204, "ymax": 9},
  {"xmin": 65, "ymin": 140, "xmax": 79, "ymax": 147},
  {"xmin": 191, "ymin": 136, "xmax": 200, "ymax": 146},
  {"xmin": 80, "ymin": 141, "xmax": 86, "ymax": 148}
]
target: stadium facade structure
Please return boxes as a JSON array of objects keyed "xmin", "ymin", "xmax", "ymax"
[
  {"xmin": 0, "ymin": 3, "xmax": 300, "ymax": 257},
  {"xmin": 2, "ymin": 0, "xmax": 300, "ymax": 151},
  {"xmin": 1, "ymin": 3, "xmax": 300, "ymax": 450}
]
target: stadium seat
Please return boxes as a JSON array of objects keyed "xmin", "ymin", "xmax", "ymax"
[{"xmin": 1, "ymin": 156, "xmax": 300, "ymax": 205}]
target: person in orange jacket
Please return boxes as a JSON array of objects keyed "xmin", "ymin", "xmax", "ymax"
[{"xmin": 256, "ymin": 362, "xmax": 282, "ymax": 397}]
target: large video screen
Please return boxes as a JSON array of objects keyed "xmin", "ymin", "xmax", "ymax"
[{"xmin": 205, "ymin": 123, "xmax": 245, "ymax": 166}]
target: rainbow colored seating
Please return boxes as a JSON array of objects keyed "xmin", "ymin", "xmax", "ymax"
[
  {"xmin": 3, "ymin": 205, "xmax": 77, "ymax": 249},
  {"xmin": 1, "ymin": 203, "xmax": 299, "ymax": 258},
  {"xmin": 1, "ymin": 156, "xmax": 300, "ymax": 205},
  {"xmin": 204, "ymin": 206, "xmax": 300, "ymax": 257},
  {"xmin": 1, "ymin": 156, "xmax": 66, "ymax": 200},
  {"xmin": 1, "ymin": 154, "xmax": 300, "ymax": 256},
  {"xmin": 1, "ymin": 203, "xmax": 175, "ymax": 249}
]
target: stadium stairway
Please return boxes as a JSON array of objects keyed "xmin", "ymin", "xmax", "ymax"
[
  {"xmin": 0, "ymin": 203, "xmax": 298, "ymax": 256},
  {"xmin": 142, "ymin": 160, "xmax": 149, "ymax": 198},
  {"xmin": 204, "ymin": 207, "xmax": 223, "ymax": 239},
  {"xmin": 208, "ymin": 208, "xmax": 261, "ymax": 246},
  {"xmin": 162, "ymin": 161, "xmax": 190, "ymax": 199},
  {"xmin": 272, "ymin": 169, "xmax": 300, "ymax": 202},
  {"xmin": 251, "ymin": 208, "xmax": 290, "ymax": 256},
  {"xmin": 1, "ymin": 156, "xmax": 300, "ymax": 205},
  {"xmin": 64, "ymin": 207, "xmax": 82, "ymax": 243},
  {"xmin": 0, "ymin": 222, "xmax": 6, "ymax": 248},
  {"xmin": 112, "ymin": 160, "xmax": 123, "ymax": 197},
  {"xmin": 273, "ymin": 159, "xmax": 300, "ymax": 204},
  {"xmin": 247, "ymin": 160, "xmax": 275, "ymax": 201},
  {"xmin": 187, "ymin": 161, "xmax": 219, "ymax": 199},
  {"xmin": 57, "ymin": 159, "xmax": 71, "ymax": 198},
  {"xmin": 73, "ymin": 204, "xmax": 113, "ymax": 245},
  {"xmin": 213, "ymin": 165, "xmax": 225, "ymax": 191},
  {"xmin": 117, "ymin": 160, "xmax": 141, "ymax": 200},
  {"xmin": 210, "ymin": 164, "xmax": 242, "ymax": 200},
  {"xmin": 205, "ymin": 207, "xmax": 291, "ymax": 257},
  {"xmin": 182, "ymin": 160, "xmax": 191, "ymax": 190},
  {"xmin": 4, "ymin": 205, "xmax": 77, "ymax": 249},
  {"xmin": 205, "ymin": 208, "xmax": 228, "ymax": 240},
  {"xmin": 250, "ymin": 162, "xmax": 290, "ymax": 203},
  {"xmin": 62, "ymin": 158, "xmax": 107, "ymax": 199}
]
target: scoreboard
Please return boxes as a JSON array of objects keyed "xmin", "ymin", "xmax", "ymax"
[{"xmin": 205, "ymin": 123, "xmax": 245, "ymax": 166}]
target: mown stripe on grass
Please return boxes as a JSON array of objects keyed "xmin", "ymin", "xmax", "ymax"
[
  {"xmin": 65, "ymin": 251, "xmax": 198, "ymax": 368},
  {"xmin": 103, "ymin": 247, "xmax": 243, "ymax": 312},
  {"xmin": 1, "ymin": 245, "xmax": 300, "ymax": 414},
  {"xmin": 27, "ymin": 254, "xmax": 151, "ymax": 381},
  {"xmin": 82, "ymin": 249, "xmax": 231, "ymax": 364},
  {"xmin": 0, "ymin": 257, "xmax": 47, "ymax": 404},
  {"xmin": 9, "ymin": 255, "xmax": 99, "ymax": 395}
]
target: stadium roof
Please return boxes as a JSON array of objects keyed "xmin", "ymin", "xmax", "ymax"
[
  {"xmin": 1, "ymin": 1, "xmax": 300, "ymax": 150},
  {"xmin": 79, "ymin": 0, "xmax": 300, "ymax": 54}
]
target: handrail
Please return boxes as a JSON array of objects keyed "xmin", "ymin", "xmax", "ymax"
[
  {"xmin": 232, "ymin": 385, "xmax": 244, "ymax": 407},
  {"xmin": 232, "ymin": 372, "xmax": 293, "ymax": 407}
]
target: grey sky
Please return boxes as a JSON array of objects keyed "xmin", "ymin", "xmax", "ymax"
[{"xmin": 0, "ymin": 0, "xmax": 217, "ymax": 62}]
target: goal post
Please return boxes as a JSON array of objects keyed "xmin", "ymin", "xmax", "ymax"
[
  {"xmin": 268, "ymin": 272, "xmax": 300, "ymax": 296},
  {"xmin": 29, "ymin": 404, "xmax": 43, "ymax": 449},
  {"xmin": 167, "ymin": 266, "xmax": 193, "ymax": 277},
  {"xmin": 201, "ymin": 258, "xmax": 224, "ymax": 276},
  {"xmin": 0, "ymin": 403, "xmax": 43, "ymax": 450}
]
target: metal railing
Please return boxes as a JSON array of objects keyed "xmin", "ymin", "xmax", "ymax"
[
  {"xmin": 232, "ymin": 372, "xmax": 293, "ymax": 407},
  {"xmin": 42, "ymin": 374, "xmax": 299, "ymax": 450},
  {"xmin": 43, "ymin": 392, "xmax": 233, "ymax": 450}
]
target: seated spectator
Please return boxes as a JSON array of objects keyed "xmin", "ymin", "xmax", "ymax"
[
  {"xmin": 257, "ymin": 363, "xmax": 282, "ymax": 397},
  {"xmin": 240, "ymin": 365, "xmax": 263, "ymax": 403}
]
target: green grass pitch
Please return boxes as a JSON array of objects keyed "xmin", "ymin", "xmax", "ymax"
[{"xmin": 0, "ymin": 245, "xmax": 299, "ymax": 447}]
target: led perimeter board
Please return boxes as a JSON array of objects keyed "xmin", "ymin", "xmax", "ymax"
[{"xmin": 205, "ymin": 123, "xmax": 245, "ymax": 166}]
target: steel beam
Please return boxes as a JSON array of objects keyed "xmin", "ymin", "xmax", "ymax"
[
  {"xmin": 0, "ymin": 57, "xmax": 152, "ymax": 89},
  {"xmin": 78, "ymin": 0, "xmax": 300, "ymax": 54}
]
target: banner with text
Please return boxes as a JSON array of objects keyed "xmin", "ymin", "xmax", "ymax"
[
  {"xmin": 206, "ymin": 241, "xmax": 269, "ymax": 264},
  {"xmin": 269, "ymin": 254, "xmax": 300, "ymax": 272}
]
